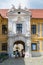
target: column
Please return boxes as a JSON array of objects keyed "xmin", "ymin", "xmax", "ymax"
[
  {"xmin": 8, "ymin": 37, "xmax": 13, "ymax": 57},
  {"xmin": 40, "ymin": 24, "xmax": 42, "ymax": 52}
]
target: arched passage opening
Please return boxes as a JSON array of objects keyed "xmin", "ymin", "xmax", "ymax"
[{"xmin": 13, "ymin": 41, "xmax": 25, "ymax": 57}]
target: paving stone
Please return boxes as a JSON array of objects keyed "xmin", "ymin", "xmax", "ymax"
[{"xmin": 0, "ymin": 57, "xmax": 43, "ymax": 65}]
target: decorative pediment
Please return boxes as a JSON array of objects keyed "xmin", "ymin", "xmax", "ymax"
[{"xmin": 7, "ymin": 4, "xmax": 31, "ymax": 16}]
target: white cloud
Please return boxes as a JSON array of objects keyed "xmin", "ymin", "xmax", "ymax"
[
  {"xmin": 0, "ymin": 0, "xmax": 30, "ymax": 9},
  {"xmin": 29, "ymin": 0, "xmax": 43, "ymax": 9},
  {"xmin": 0, "ymin": 0, "xmax": 43, "ymax": 9}
]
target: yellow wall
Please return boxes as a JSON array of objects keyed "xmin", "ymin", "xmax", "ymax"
[
  {"xmin": 0, "ymin": 15, "xmax": 8, "ymax": 52},
  {"xmin": 31, "ymin": 18, "xmax": 43, "ymax": 52}
]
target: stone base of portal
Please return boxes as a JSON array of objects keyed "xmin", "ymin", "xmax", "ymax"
[{"xmin": 25, "ymin": 52, "xmax": 31, "ymax": 58}]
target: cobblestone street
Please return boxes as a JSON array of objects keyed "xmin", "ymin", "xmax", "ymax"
[{"xmin": 0, "ymin": 57, "xmax": 43, "ymax": 65}]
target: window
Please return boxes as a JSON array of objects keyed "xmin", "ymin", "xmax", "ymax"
[
  {"xmin": 2, "ymin": 25, "xmax": 7, "ymax": 34},
  {"xmin": 31, "ymin": 25, "xmax": 36, "ymax": 34},
  {"xmin": 18, "ymin": 12, "xmax": 21, "ymax": 14},
  {"xmin": 2, "ymin": 43, "xmax": 7, "ymax": 51},
  {"xmin": 16, "ymin": 24, "xmax": 22, "ymax": 33},
  {"xmin": 31, "ymin": 43, "xmax": 37, "ymax": 51}
]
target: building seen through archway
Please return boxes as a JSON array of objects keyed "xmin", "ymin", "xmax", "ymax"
[{"xmin": 13, "ymin": 41, "xmax": 25, "ymax": 57}]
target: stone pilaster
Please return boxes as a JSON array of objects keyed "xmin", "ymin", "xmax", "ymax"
[
  {"xmin": 8, "ymin": 37, "xmax": 13, "ymax": 57},
  {"xmin": 25, "ymin": 39, "xmax": 31, "ymax": 58}
]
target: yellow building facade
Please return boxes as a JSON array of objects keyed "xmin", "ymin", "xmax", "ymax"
[
  {"xmin": 0, "ymin": 15, "xmax": 8, "ymax": 53},
  {"xmin": 31, "ymin": 18, "xmax": 43, "ymax": 56},
  {"xmin": 0, "ymin": 9, "xmax": 43, "ymax": 57}
]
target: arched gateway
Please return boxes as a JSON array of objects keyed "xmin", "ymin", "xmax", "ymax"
[
  {"xmin": 13, "ymin": 41, "xmax": 25, "ymax": 57},
  {"xmin": 7, "ymin": 5, "xmax": 31, "ymax": 58}
]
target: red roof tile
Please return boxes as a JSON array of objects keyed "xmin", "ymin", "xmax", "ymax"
[
  {"xmin": 0, "ymin": 9, "xmax": 43, "ymax": 18},
  {"xmin": 0, "ymin": 9, "xmax": 8, "ymax": 18},
  {"xmin": 30, "ymin": 9, "xmax": 43, "ymax": 18}
]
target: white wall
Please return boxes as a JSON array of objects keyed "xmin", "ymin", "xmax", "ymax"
[
  {"xmin": 8, "ymin": 16, "xmax": 30, "ymax": 36},
  {"xmin": 7, "ymin": 8, "xmax": 31, "ymax": 57}
]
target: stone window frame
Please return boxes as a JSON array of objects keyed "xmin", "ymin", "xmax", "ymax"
[
  {"xmin": 2, "ymin": 43, "xmax": 7, "ymax": 51},
  {"xmin": 31, "ymin": 25, "xmax": 36, "ymax": 34},
  {"xmin": 16, "ymin": 23, "xmax": 22, "ymax": 33},
  {"xmin": 31, "ymin": 43, "xmax": 37, "ymax": 51},
  {"xmin": 2, "ymin": 24, "xmax": 7, "ymax": 34}
]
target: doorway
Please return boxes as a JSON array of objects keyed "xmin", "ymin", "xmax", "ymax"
[{"xmin": 13, "ymin": 41, "xmax": 25, "ymax": 58}]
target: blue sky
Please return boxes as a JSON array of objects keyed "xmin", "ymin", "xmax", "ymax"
[{"xmin": 0, "ymin": 0, "xmax": 43, "ymax": 9}]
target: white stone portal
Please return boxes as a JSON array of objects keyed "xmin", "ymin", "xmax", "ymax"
[{"xmin": 7, "ymin": 5, "xmax": 31, "ymax": 58}]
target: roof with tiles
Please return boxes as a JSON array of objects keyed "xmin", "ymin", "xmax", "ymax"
[
  {"xmin": 0, "ymin": 9, "xmax": 8, "ymax": 18},
  {"xmin": 30, "ymin": 9, "xmax": 43, "ymax": 18},
  {"xmin": 0, "ymin": 9, "xmax": 43, "ymax": 18}
]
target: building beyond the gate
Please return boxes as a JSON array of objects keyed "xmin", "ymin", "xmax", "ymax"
[{"xmin": 0, "ymin": 6, "xmax": 43, "ymax": 57}]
